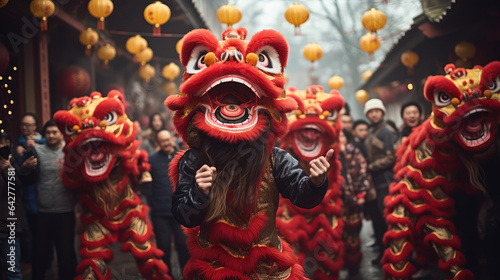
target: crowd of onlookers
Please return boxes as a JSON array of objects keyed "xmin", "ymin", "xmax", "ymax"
[{"xmin": 0, "ymin": 97, "xmax": 425, "ymax": 279}]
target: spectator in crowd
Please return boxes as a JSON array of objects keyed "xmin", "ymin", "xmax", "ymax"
[
  {"xmin": 400, "ymin": 101, "xmax": 423, "ymax": 142},
  {"xmin": 363, "ymin": 98, "xmax": 399, "ymax": 265},
  {"xmin": 141, "ymin": 113, "xmax": 166, "ymax": 154},
  {"xmin": 25, "ymin": 120, "xmax": 78, "ymax": 280},
  {"xmin": 340, "ymin": 114, "xmax": 354, "ymax": 132},
  {"xmin": 0, "ymin": 132, "xmax": 27, "ymax": 280},
  {"xmin": 338, "ymin": 129, "xmax": 374, "ymax": 276},
  {"xmin": 13, "ymin": 113, "xmax": 44, "ymax": 265},
  {"xmin": 352, "ymin": 120, "xmax": 369, "ymax": 157},
  {"xmin": 339, "ymin": 102, "xmax": 351, "ymax": 116},
  {"xmin": 148, "ymin": 130, "xmax": 189, "ymax": 276}
]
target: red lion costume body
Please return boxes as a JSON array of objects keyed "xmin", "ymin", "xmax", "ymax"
[
  {"xmin": 54, "ymin": 90, "xmax": 169, "ymax": 280},
  {"xmin": 277, "ymin": 85, "xmax": 345, "ymax": 279},
  {"xmin": 383, "ymin": 62, "xmax": 500, "ymax": 279},
  {"xmin": 165, "ymin": 28, "xmax": 329, "ymax": 280}
]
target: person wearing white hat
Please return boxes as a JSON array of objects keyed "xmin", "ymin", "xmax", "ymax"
[{"xmin": 363, "ymin": 98, "xmax": 399, "ymax": 266}]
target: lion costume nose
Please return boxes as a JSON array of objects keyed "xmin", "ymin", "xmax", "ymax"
[{"xmin": 221, "ymin": 47, "xmax": 244, "ymax": 63}]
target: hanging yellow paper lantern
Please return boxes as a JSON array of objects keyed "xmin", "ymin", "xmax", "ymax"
[
  {"xmin": 303, "ymin": 42, "xmax": 323, "ymax": 63},
  {"xmin": 144, "ymin": 1, "xmax": 171, "ymax": 36},
  {"xmin": 355, "ymin": 90, "xmax": 370, "ymax": 104},
  {"xmin": 401, "ymin": 50, "xmax": 419, "ymax": 75},
  {"xmin": 362, "ymin": 8, "xmax": 387, "ymax": 33},
  {"xmin": 216, "ymin": 4, "xmax": 242, "ymax": 28},
  {"xmin": 176, "ymin": 38, "xmax": 183, "ymax": 55},
  {"xmin": 88, "ymin": 0, "xmax": 113, "ymax": 30},
  {"xmin": 359, "ymin": 33, "xmax": 380, "ymax": 55},
  {"xmin": 285, "ymin": 3, "xmax": 309, "ymax": 35},
  {"xmin": 455, "ymin": 41, "xmax": 475, "ymax": 61},
  {"xmin": 134, "ymin": 47, "xmax": 153, "ymax": 65},
  {"xmin": 0, "ymin": 0, "xmax": 9, "ymax": 8},
  {"xmin": 328, "ymin": 75, "xmax": 344, "ymax": 90},
  {"xmin": 97, "ymin": 44, "xmax": 116, "ymax": 68},
  {"xmin": 455, "ymin": 58, "xmax": 472, "ymax": 69},
  {"xmin": 162, "ymin": 63, "xmax": 180, "ymax": 81},
  {"xmin": 79, "ymin": 28, "xmax": 99, "ymax": 56},
  {"xmin": 126, "ymin": 35, "xmax": 148, "ymax": 55},
  {"xmin": 162, "ymin": 81, "xmax": 177, "ymax": 96},
  {"xmin": 30, "ymin": 0, "xmax": 55, "ymax": 31},
  {"xmin": 139, "ymin": 64, "xmax": 156, "ymax": 83},
  {"xmin": 362, "ymin": 70, "xmax": 373, "ymax": 82}
]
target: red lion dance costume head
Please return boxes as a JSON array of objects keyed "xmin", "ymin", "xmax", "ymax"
[
  {"xmin": 165, "ymin": 27, "xmax": 323, "ymax": 279},
  {"xmin": 277, "ymin": 85, "xmax": 345, "ymax": 279},
  {"xmin": 54, "ymin": 90, "xmax": 169, "ymax": 280},
  {"xmin": 383, "ymin": 62, "xmax": 500, "ymax": 280}
]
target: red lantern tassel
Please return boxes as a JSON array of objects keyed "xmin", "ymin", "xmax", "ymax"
[
  {"xmin": 407, "ymin": 67, "xmax": 414, "ymax": 75},
  {"xmin": 153, "ymin": 25, "xmax": 161, "ymax": 37},
  {"xmin": 98, "ymin": 18, "xmax": 105, "ymax": 30},
  {"xmin": 85, "ymin": 46, "xmax": 91, "ymax": 56},
  {"xmin": 103, "ymin": 61, "xmax": 109, "ymax": 69},
  {"xmin": 41, "ymin": 19, "xmax": 47, "ymax": 31}
]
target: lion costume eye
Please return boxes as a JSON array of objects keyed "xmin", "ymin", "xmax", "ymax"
[
  {"xmin": 103, "ymin": 112, "xmax": 118, "ymax": 125},
  {"xmin": 434, "ymin": 90, "xmax": 452, "ymax": 106},
  {"xmin": 488, "ymin": 76, "xmax": 500, "ymax": 93},
  {"xmin": 65, "ymin": 125, "xmax": 75, "ymax": 135},
  {"xmin": 256, "ymin": 46, "xmax": 281, "ymax": 74},
  {"xmin": 186, "ymin": 46, "xmax": 209, "ymax": 74},
  {"xmin": 327, "ymin": 110, "xmax": 338, "ymax": 121}
]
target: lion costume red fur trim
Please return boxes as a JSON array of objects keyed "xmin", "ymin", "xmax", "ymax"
[
  {"xmin": 277, "ymin": 86, "xmax": 345, "ymax": 279},
  {"xmin": 54, "ymin": 90, "xmax": 170, "ymax": 280},
  {"xmin": 383, "ymin": 62, "xmax": 500, "ymax": 280}
]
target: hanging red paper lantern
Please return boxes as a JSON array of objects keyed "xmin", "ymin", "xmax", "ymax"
[{"xmin": 56, "ymin": 66, "xmax": 91, "ymax": 98}]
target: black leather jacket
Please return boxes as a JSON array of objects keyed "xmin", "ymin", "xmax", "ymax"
[{"xmin": 171, "ymin": 147, "xmax": 328, "ymax": 228}]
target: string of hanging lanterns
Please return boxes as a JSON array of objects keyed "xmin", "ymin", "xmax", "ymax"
[{"xmin": 359, "ymin": 8, "xmax": 386, "ymax": 57}]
